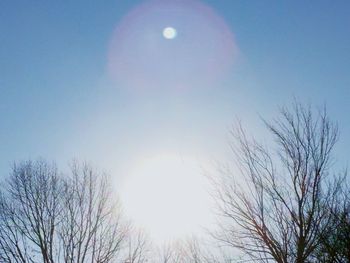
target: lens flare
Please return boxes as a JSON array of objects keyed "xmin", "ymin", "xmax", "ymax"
[{"xmin": 108, "ymin": 0, "xmax": 237, "ymax": 91}]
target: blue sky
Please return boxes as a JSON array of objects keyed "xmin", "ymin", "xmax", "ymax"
[{"xmin": 0, "ymin": 1, "xmax": 349, "ymax": 237}]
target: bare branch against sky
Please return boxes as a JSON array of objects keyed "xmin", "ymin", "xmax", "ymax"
[
  {"xmin": 213, "ymin": 103, "xmax": 346, "ymax": 262},
  {"xmin": 0, "ymin": 1, "xmax": 349, "ymax": 262}
]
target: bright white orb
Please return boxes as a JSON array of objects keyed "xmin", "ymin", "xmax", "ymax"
[{"xmin": 163, "ymin": 27, "xmax": 177, "ymax": 39}]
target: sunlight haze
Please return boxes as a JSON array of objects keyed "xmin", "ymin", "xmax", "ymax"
[{"xmin": 0, "ymin": 0, "xmax": 349, "ymax": 252}]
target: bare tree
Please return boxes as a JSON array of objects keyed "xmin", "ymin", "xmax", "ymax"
[
  {"xmin": 59, "ymin": 162, "xmax": 128, "ymax": 263},
  {"xmin": 156, "ymin": 238, "xmax": 230, "ymax": 263},
  {"xmin": 0, "ymin": 160, "xmax": 62, "ymax": 263},
  {"xmin": 0, "ymin": 192, "xmax": 34, "ymax": 263},
  {"xmin": 158, "ymin": 242, "xmax": 186, "ymax": 263},
  {"xmin": 213, "ymin": 103, "xmax": 342, "ymax": 263},
  {"xmin": 123, "ymin": 229, "xmax": 151, "ymax": 263},
  {"xmin": 315, "ymin": 186, "xmax": 350, "ymax": 262},
  {"xmin": 0, "ymin": 160, "xmax": 128, "ymax": 263}
]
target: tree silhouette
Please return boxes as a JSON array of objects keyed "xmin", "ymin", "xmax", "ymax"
[
  {"xmin": 213, "ymin": 103, "xmax": 344, "ymax": 263},
  {"xmin": 0, "ymin": 160, "xmax": 128, "ymax": 263},
  {"xmin": 315, "ymin": 187, "xmax": 350, "ymax": 262},
  {"xmin": 0, "ymin": 103, "xmax": 348, "ymax": 263}
]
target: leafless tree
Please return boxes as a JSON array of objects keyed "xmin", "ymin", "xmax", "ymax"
[
  {"xmin": 315, "ymin": 186, "xmax": 350, "ymax": 262},
  {"xmin": 0, "ymin": 160, "xmax": 62, "ymax": 263},
  {"xmin": 213, "ymin": 103, "xmax": 343, "ymax": 263},
  {"xmin": 123, "ymin": 229, "xmax": 151, "ymax": 263},
  {"xmin": 158, "ymin": 242, "xmax": 186, "ymax": 263},
  {"xmin": 157, "ymin": 238, "xmax": 231, "ymax": 263},
  {"xmin": 0, "ymin": 192, "xmax": 34, "ymax": 263},
  {"xmin": 59, "ymin": 162, "xmax": 128, "ymax": 263},
  {"xmin": 0, "ymin": 160, "xmax": 128, "ymax": 263}
]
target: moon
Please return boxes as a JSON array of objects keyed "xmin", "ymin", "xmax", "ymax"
[{"xmin": 163, "ymin": 27, "xmax": 177, "ymax": 39}]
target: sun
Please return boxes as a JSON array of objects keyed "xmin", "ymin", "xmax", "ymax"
[{"xmin": 120, "ymin": 153, "xmax": 212, "ymax": 244}]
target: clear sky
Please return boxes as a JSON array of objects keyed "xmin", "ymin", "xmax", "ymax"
[{"xmin": 1, "ymin": 0, "xmax": 349, "ymax": 243}]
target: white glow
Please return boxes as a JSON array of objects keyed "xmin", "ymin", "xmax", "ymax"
[
  {"xmin": 163, "ymin": 27, "xmax": 177, "ymax": 39},
  {"xmin": 120, "ymin": 153, "xmax": 212, "ymax": 244},
  {"xmin": 108, "ymin": 0, "xmax": 236, "ymax": 90}
]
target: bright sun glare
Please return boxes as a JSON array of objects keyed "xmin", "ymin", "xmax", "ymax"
[{"xmin": 120, "ymin": 153, "xmax": 212, "ymax": 244}]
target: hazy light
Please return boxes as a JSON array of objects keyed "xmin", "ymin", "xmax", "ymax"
[
  {"xmin": 120, "ymin": 153, "xmax": 212, "ymax": 244},
  {"xmin": 163, "ymin": 27, "xmax": 177, "ymax": 39}
]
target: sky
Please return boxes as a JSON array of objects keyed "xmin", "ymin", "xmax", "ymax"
[{"xmin": 1, "ymin": 0, "xmax": 349, "ymax": 243}]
